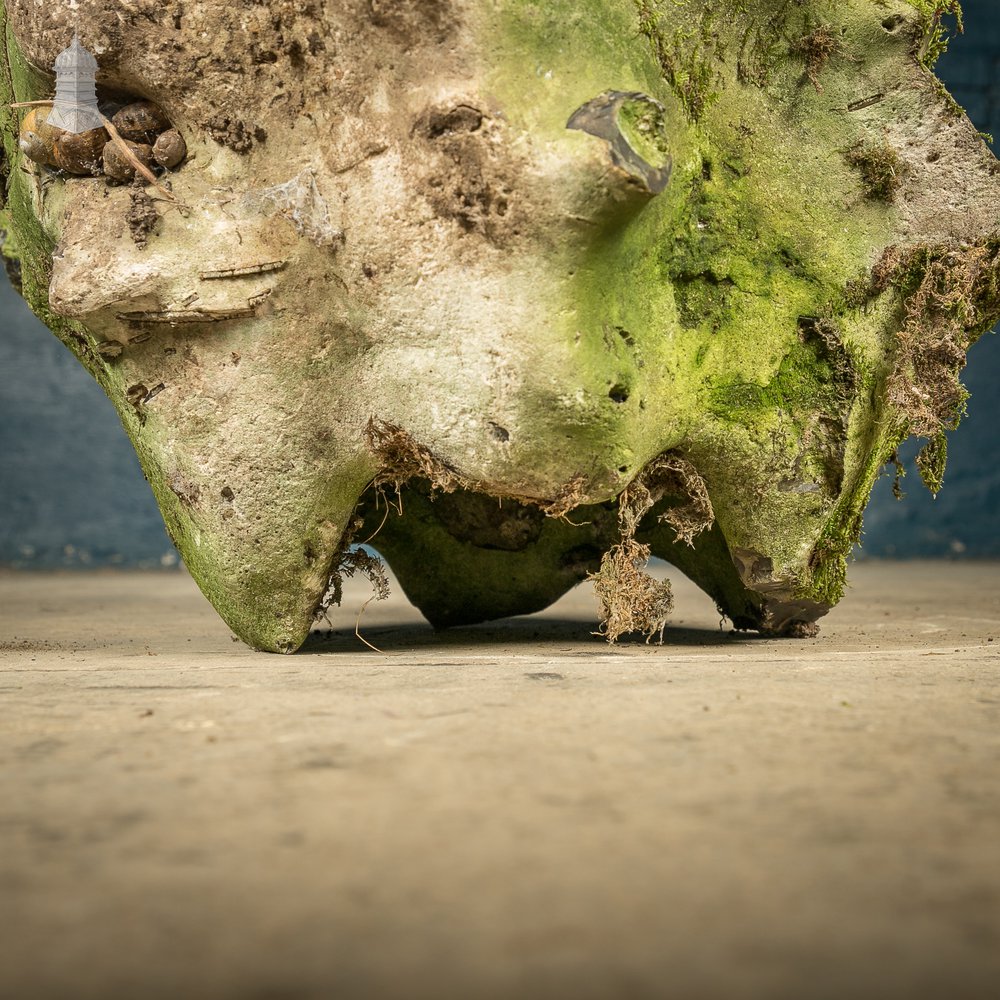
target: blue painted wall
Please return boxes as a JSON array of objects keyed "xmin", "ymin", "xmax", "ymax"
[{"xmin": 1, "ymin": 3, "xmax": 997, "ymax": 567}]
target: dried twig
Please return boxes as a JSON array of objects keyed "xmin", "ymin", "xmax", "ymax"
[
  {"xmin": 200, "ymin": 261, "xmax": 286, "ymax": 280},
  {"xmin": 116, "ymin": 307, "xmax": 257, "ymax": 324},
  {"xmin": 117, "ymin": 287, "xmax": 269, "ymax": 326},
  {"xmin": 354, "ymin": 596, "xmax": 386, "ymax": 654}
]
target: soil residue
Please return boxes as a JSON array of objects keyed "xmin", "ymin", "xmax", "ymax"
[{"xmin": 126, "ymin": 178, "xmax": 159, "ymax": 248}]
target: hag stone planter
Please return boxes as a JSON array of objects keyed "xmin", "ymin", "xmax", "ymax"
[{"xmin": 1, "ymin": 0, "xmax": 998, "ymax": 651}]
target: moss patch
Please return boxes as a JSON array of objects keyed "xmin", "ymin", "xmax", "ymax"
[
  {"xmin": 617, "ymin": 95, "xmax": 673, "ymax": 172},
  {"xmin": 875, "ymin": 237, "xmax": 1000, "ymax": 440},
  {"xmin": 906, "ymin": 0, "xmax": 964, "ymax": 69},
  {"xmin": 916, "ymin": 432, "xmax": 948, "ymax": 497},
  {"xmin": 589, "ymin": 471, "xmax": 673, "ymax": 643},
  {"xmin": 846, "ymin": 138, "xmax": 904, "ymax": 202},
  {"xmin": 791, "ymin": 22, "xmax": 842, "ymax": 93},
  {"xmin": 635, "ymin": 0, "xmax": 725, "ymax": 122}
]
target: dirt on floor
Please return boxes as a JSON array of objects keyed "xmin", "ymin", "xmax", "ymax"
[{"xmin": 1, "ymin": 561, "xmax": 999, "ymax": 1000}]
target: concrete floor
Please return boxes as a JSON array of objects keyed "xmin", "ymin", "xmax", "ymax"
[{"xmin": 1, "ymin": 562, "xmax": 999, "ymax": 1000}]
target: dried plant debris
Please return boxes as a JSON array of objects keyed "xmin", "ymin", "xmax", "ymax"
[
  {"xmin": 366, "ymin": 419, "xmax": 591, "ymax": 519},
  {"xmin": 315, "ymin": 519, "xmax": 391, "ymax": 619},
  {"xmin": 643, "ymin": 453, "xmax": 715, "ymax": 545},
  {"xmin": 539, "ymin": 474, "xmax": 590, "ymax": 519},
  {"xmin": 846, "ymin": 138, "xmax": 904, "ymax": 201},
  {"xmin": 366, "ymin": 420, "xmax": 469, "ymax": 495},
  {"xmin": 876, "ymin": 238, "xmax": 1000, "ymax": 438},
  {"xmin": 864, "ymin": 235, "xmax": 1000, "ymax": 493},
  {"xmin": 792, "ymin": 23, "xmax": 842, "ymax": 92},
  {"xmin": 588, "ymin": 451, "xmax": 713, "ymax": 641},
  {"xmin": 590, "ymin": 536, "xmax": 674, "ymax": 644},
  {"xmin": 589, "ymin": 474, "xmax": 674, "ymax": 643}
]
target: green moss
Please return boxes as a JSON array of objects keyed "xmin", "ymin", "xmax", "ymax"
[
  {"xmin": 798, "ymin": 414, "xmax": 908, "ymax": 607},
  {"xmin": 617, "ymin": 96, "xmax": 672, "ymax": 170},
  {"xmin": 707, "ymin": 323, "xmax": 850, "ymax": 420},
  {"xmin": 733, "ymin": 3, "xmax": 798, "ymax": 88},
  {"xmin": 916, "ymin": 432, "xmax": 948, "ymax": 496},
  {"xmin": 634, "ymin": 0, "xmax": 725, "ymax": 121},
  {"xmin": 497, "ymin": 0, "xmax": 906, "ymax": 595},
  {"xmin": 905, "ymin": 0, "xmax": 964, "ymax": 69}
]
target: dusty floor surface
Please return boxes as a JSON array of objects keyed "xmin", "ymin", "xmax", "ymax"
[{"xmin": 1, "ymin": 562, "xmax": 999, "ymax": 1000}]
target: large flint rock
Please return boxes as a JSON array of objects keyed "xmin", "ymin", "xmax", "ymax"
[{"xmin": 1, "ymin": 0, "xmax": 997, "ymax": 651}]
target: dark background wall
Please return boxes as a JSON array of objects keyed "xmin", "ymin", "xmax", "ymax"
[{"xmin": 1, "ymin": 3, "xmax": 997, "ymax": 568}]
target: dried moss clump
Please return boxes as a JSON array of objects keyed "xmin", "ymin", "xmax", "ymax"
[
  {"xmin": 645, "ymin": 454, "xmax": 715, "ymax": 545},
  {"xmin": 366, "ymin": 419, "xmax": 469, "ymax": 495},
  {"xmin": 877, "ymin": 239, "xmax": 1000, "ymax": 438},
  {"xmin": 588, "ymin": 451, "xmax": 713, "ymax": 642},
  {"xmin": 868, "ymin": 236, "xmax": 1000, "ymax": 493},
  {"xmin": 366, "ymin": 419, "xmax": 589, "ymax": 518},
  {"xmin": 846, "ymin": 139, "xmax": 904, "ymax": 201},
  {"xmin": 315, "ymin": 518, "xmax": 391, "ymax": 621},
  {"xmin": 590, "ymin": 476, "xmax": 673, "ymax": 644},
  {"xmin": 792, "ymin": 23, "xmax": 841, "ymax": 92}
]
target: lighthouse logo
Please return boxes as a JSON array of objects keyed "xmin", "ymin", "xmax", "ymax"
[{"xmin": 46, "ymin": 35, "xmax": 103, "ymax": 134}]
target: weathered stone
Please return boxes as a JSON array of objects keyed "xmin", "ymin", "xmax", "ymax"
[{"xmin": 1, "ymin": 1, "xmax": 997, "ymax": 652}]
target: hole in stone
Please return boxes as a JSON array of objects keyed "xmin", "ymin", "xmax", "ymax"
[
  {"xmin": 608, "ymin": 384, "xmax": 630, "ymax": 404},
  {"xmin": 881, "ymin": 15, "xmax": 905, "ymax": 32},
  {"xmin": 566, "ymin": 91, "xmax": 673, "ymax": 194},
  {"xmin": 926, "ymin": 150, "xmax": 941, "ymax": 163},
  {"xmin": 424, "ymin": 104, "xmax": 484, "ymax": 138},
  {"xmin": 488, "ymin": 422, "xmax": 510, "ymax": 443}
]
